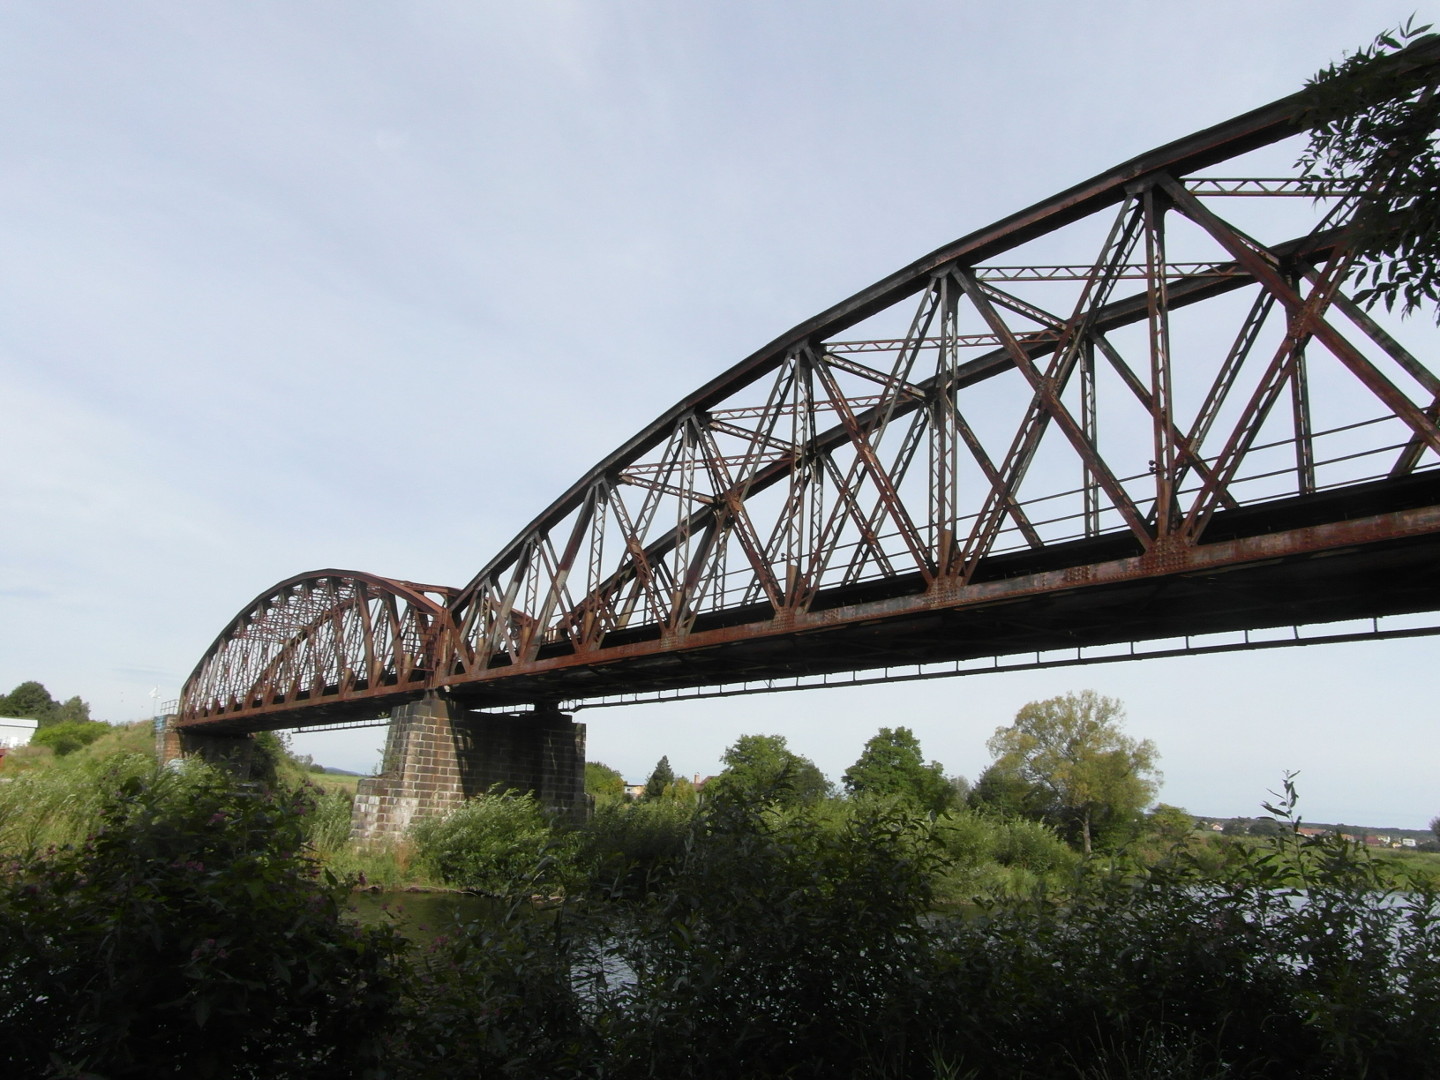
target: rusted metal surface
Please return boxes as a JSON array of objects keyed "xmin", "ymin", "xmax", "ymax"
[
  {"xmin": 178, "ymin": 38, "xmax": 1440, "ymax": 731},
  {"xmin": 179, "ymin": 572, "xmax": 455, "ymax": 725}
]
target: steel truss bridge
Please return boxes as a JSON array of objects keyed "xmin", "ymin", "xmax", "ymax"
[{"xmin": 179, "ymin": 41, "xmax": 1440, "ymax": 734}]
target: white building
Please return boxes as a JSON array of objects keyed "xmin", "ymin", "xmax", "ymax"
[{"xmin": 0, "ymin": 716, "xmax": 40, "ymax": 749}]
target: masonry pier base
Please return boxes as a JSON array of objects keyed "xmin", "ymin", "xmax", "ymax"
[
  {"xmin": 157, "ymin": 721, "xmax": 259, "ymax": 777},
  {"xmin": 351, "ymin": 694, "xmax": 587, "ymax": 842}
]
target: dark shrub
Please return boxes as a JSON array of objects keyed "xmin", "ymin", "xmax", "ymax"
[
  {"xmin": 574, "ymin": 796, "xmax": 696, "ymax": 898},
  {"xmin": 0, "ymin": 765, "xmax": 402, "ymax": 1079},
  {"xmin": 605, "ymin": 798, "xmax": 945, "ymax": 1079},
  {"xmin": 409, "ymin": 789, "xmax": 569, "ymax": 896}
]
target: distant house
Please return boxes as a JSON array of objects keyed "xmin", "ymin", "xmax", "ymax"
[
  {"xmin": 0, "ymin": 716, "xmax": 39, "ymax": 749},
  {"xmin": 624, "ymin": 774, "xmax": 715, "ymax": 800},
  {"xmin": 0, "ymin": 716, "xmax": 40, "ymax": 769}
]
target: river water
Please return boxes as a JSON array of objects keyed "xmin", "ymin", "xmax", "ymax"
[{"xmin": 346, "ymin": 890, "xmax": 496, "ymax": 947}]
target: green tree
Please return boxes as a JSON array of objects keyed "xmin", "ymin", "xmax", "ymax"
[
  {"xmin": 643, "ymin": 755, "xmax": 674, "ymax": 801},
  {"xmin": 1298, "ymin": 19, "xmax": 1440, "ymax": 322},
  {"xmin": 842, "ymin": 726, "xmax": 954, "ymax": 814},
  {"xmin": 948, "ymin": 774, "xmax": 972, "ymax": 804},
  {"xmin": 1249, "ymin": 816, "xmax": 1283, "ymax": 838},
  {"xmin": 708, "ymin": 734, "xmax": 830, "ymax": 807},
  {"xmin": 52, "ymin": 696, "xmax": 92, "ymax": 725},
  {"xmin": 585, "ymin": 761, "xmax": 626, "ymax": 801},
  {"xmin": 1430, "ymin": 814, "xmax": 1440, "ymax": 842},
  {"xmin": 1, "ymin": 681, "xmax": 58, "ymax": 724},
  {"xmin": 1147, "ymin": 803, "xmax": 1195, "ymax": 844},
  {"xmin": 660, "ymin": 776, "xmax": 698, "ymax": 805},
  {"xmin": 0, "ymin": 683, "xmax": 96, "ymax": 731},
  {"xmin": 986, "ymin": 691, "xmax": 1160, "ymax": 854},
  {"xmin": 968, "ymin": 761, "xmax": 1048, "ymax": 818}
]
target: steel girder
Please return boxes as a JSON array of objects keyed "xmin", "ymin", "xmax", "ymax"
[
  {"xmin": 179, "ymin": 571, "xmax": 455, "ymax": 726},
  {"xmin": 179, "ymin": 38, "xmax": 1440, "ymax": 730}
]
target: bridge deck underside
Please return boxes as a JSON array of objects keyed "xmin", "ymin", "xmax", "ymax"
[
  {"xmin": 458, "ymin": 530, "xmax": 1440, "ymax": 709},
  {"xmin": 453, "ymin": 472, "xmax": 1440, "ymax": 704},
  {"xmin": 179, "ymin": 475, "xmax": 1440, "ymax": 733}
]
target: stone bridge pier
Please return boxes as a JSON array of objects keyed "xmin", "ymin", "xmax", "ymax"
[
  {"xmin": 156, "ymin": 721, "xmax": 259, "ymax": 775},
  {"xmin": 350, "ymin": 695, "xmax": 587, "ymax": 841}
]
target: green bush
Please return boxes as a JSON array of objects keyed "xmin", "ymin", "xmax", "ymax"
[
  {"xmin": 603, "ymin": 797, "xmax": 945, "ymax": 1078},
  {"xmin": 29, "ymin": 719, "xmax": 113, "ymax": 756},
  {"xmin": 915, "ymin": 780, "xmax": 1440, "ymax": 1078},
  {"xmin": 991, "ymin": 814, "xmax": 1076, "ymax": 876},
  {"xmin": 584, "ymin": 760, "xmax": 626, "ymax": 802},
  {"xmin": 574, "ymin": 796, "xmax": 696, "ymax": 897},
  {"xmin": 409, "ymin": 790, "xmax": 568, "ymax": 895},
  {"xmin": 5, "ymin": 760, "xmax": 1437, "ymax": 1079},
  {"xmin": 932, "ymin": 808, "xmax": 1076, "ymax": 901},
  {"xmin": 0, "ymin": 765, "xmax": 403, "ymax": 1079}
]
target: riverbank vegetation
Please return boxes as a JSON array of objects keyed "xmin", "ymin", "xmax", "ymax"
[
  {"xmin": 2, "ymin": 751, "xmax": 1438, "ymax": 1078},
  {"xmin": 3, "ymin": 690, "xmax": 1438, "ymax": 1076}
]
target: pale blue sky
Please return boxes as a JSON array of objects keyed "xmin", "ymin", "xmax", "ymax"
[{"xmin": 2, "ymin": 2, "xmax": 1435, "ymax": 827}]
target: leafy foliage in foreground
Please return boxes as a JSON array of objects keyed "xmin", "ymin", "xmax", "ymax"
[
  {"xmin": 574, "ymin": 795, "xmax": 695, "ymax": 898},
  {"xmin": 388, "ymin": 780, "xmax": 1440, "ymax": 1079},
  {"xmin": 3, "ymin": 759, "xmax": 1437, "ymax": 1078},
  {"xmin": 926, "ymin": 778, "xmax": 1440, "ymax": 1078},
  {"xmin": 0, "ymin": 766, "xmax": 402, "ymax": 1079},
  {"xmin": 607, "ymin": 798, "xmax": 945, "ymax": 1077}
]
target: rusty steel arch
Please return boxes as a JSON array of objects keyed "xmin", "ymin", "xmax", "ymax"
[
  {"xmin": 179, "ymin": 38, "xmax": 1440, "ymax": 730},
  {"xmin": 178, "ymin": 571, "xmax": 456, "ymax": 726}
]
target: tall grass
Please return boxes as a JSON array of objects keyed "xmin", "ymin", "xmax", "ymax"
[
  {"xmin": 301, "ymin": 784, "xmax": 355, "ymax": 854},
  {"xmin": 0, "ymin": 745, "xmax": 156, "ymax": 854}
]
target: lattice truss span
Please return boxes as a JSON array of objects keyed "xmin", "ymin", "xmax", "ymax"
[
  {"xmin": 183, "ymin": 572, "xmax": 456, "ymax": 722},
  {"xmin": 445, "ymin": 164, "xmax": 1439, "ymax": 688},
  {"xmin": 180, "ymin": 42, "xmax": 1440, "ymax": 726}
]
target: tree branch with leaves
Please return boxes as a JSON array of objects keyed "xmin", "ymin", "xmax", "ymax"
[{"xmin": 1298, "ymin": 19, "xmax": 1440, "ymax": 321}]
